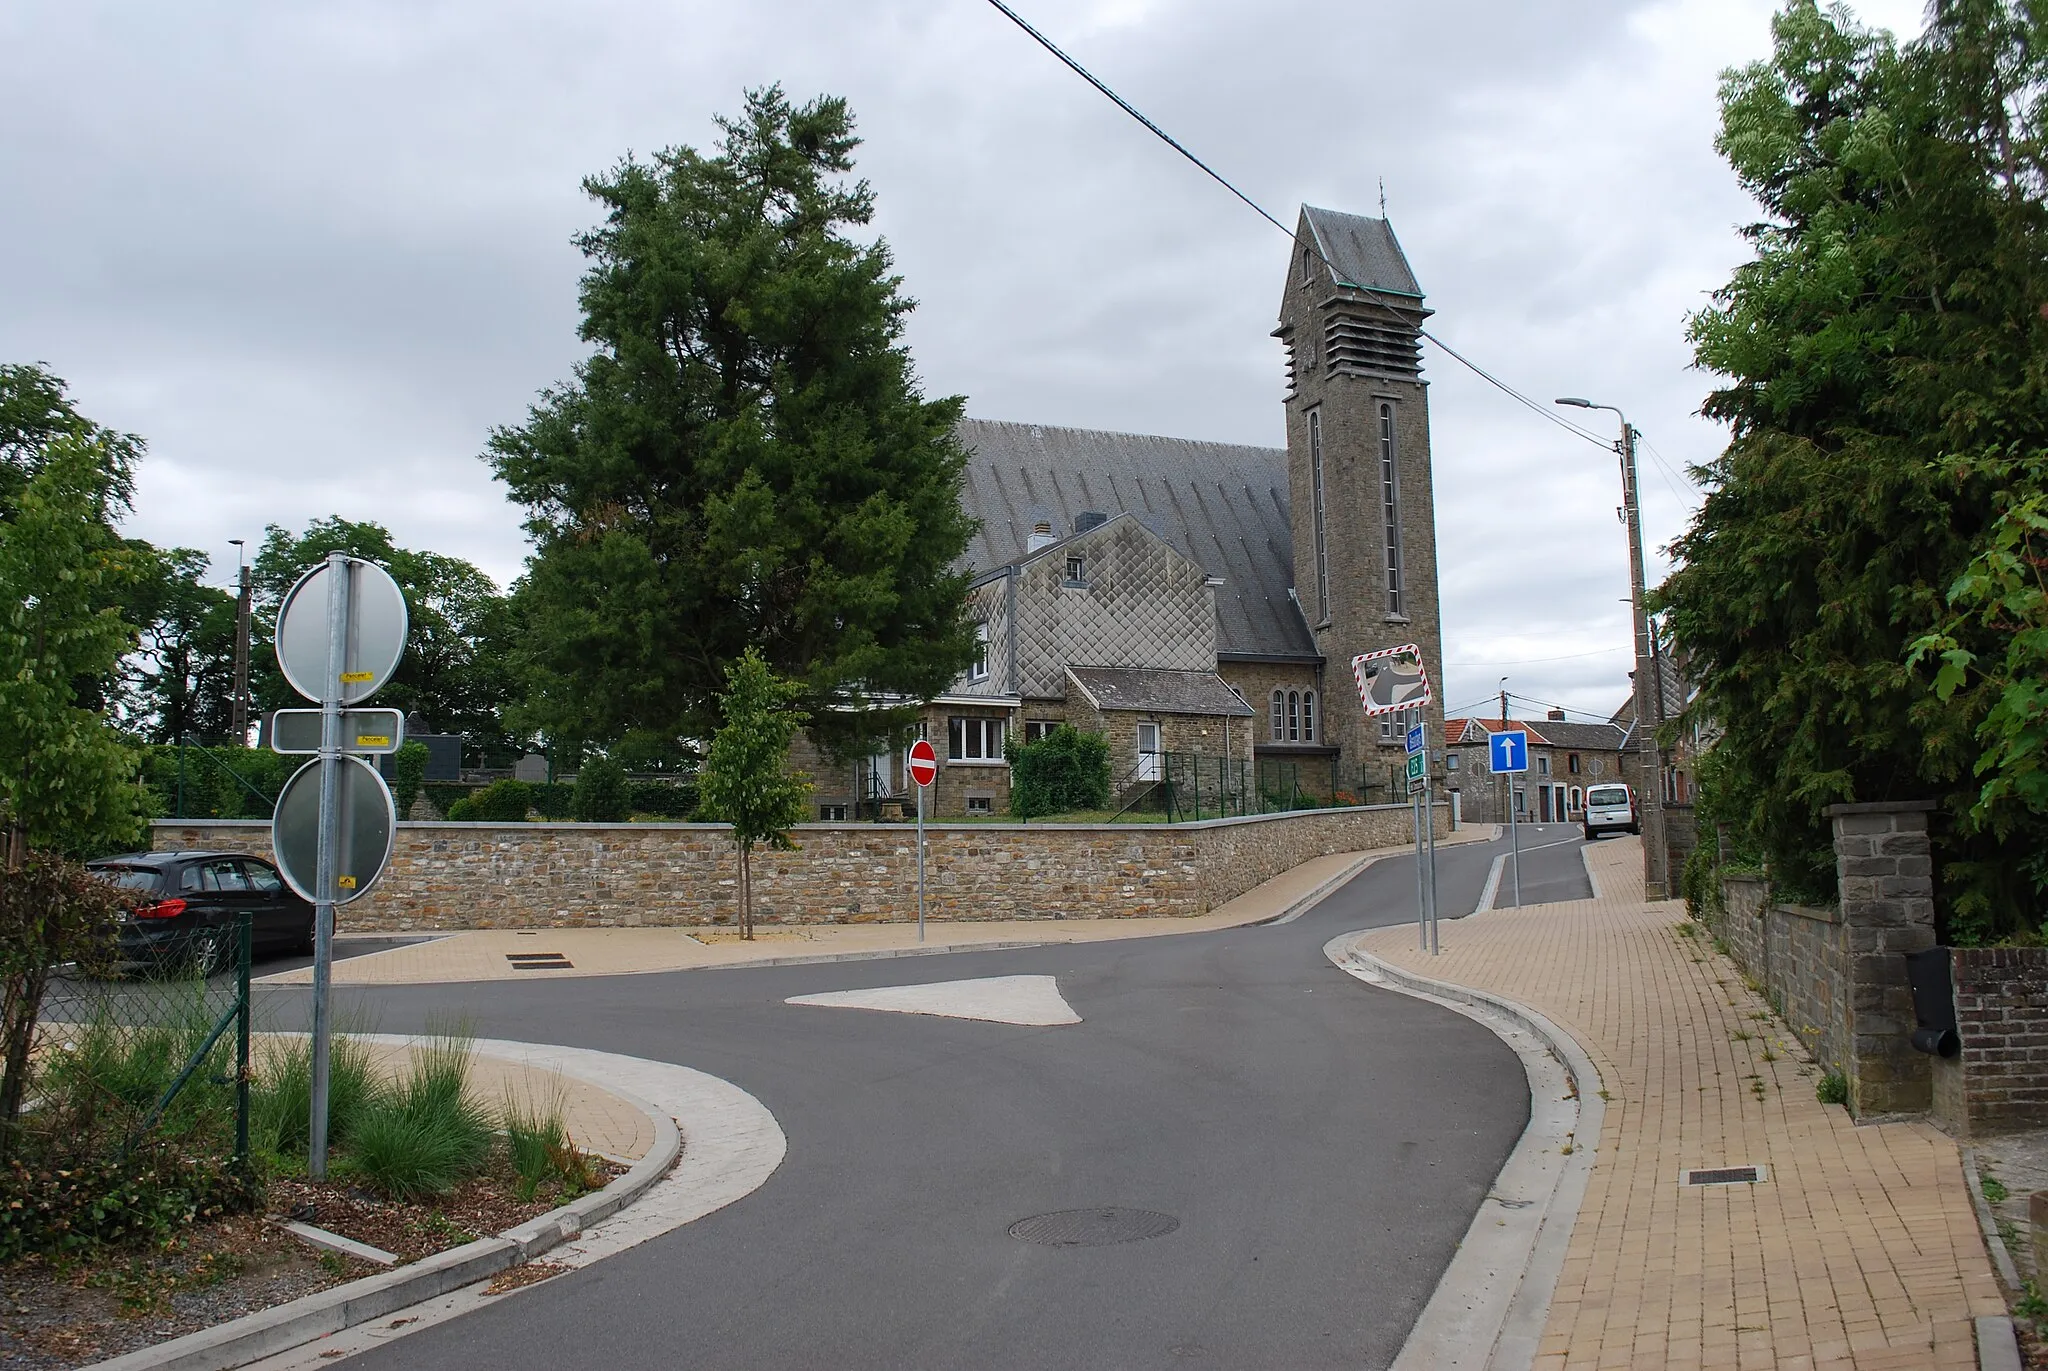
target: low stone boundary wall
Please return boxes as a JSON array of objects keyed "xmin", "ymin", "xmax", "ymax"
[
  {"xmin": 1934, "ymin": 948, "xmax": 2048, "ymax": 1137},
  {"xmin": 1702, "ymin": 801, "xmax": 1935, "ymax": 1118},
  {"xmin": 151, "ymin": 802, "xmax": 1444, "ymax": 932}
]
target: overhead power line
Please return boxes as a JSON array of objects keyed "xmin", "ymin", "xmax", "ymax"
[
  {"xmin": 982, "ymin": 0, "xmax": 1292, "ymax": 237},
  {"xmin": 981, "ymin": 0, "xmax": 1618, "ymax": 455}
]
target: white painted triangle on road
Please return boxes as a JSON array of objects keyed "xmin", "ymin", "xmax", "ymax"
[{"xmin": 784, "ymin": 974, "xmax": 1081, "ymax": 1026}]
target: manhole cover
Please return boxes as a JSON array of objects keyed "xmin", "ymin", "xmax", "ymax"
[{"xmin": 1008, "ymin": 1208, "xmax": 1180, "ymax": 1247}]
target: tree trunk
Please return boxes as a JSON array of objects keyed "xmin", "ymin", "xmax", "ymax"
[{"xmin": 738, "ymin": 842, "xmax": 752, "ymax": 941}]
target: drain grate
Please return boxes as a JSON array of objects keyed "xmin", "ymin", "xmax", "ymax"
[
  {"xmin": 1008, "ymin": 1208, "xmax": 1180, "ymax": 1247},
  {"xmin": 1682, "ymin": 1165, "xmax": 1766, "ymax": 1187},
  {"xmin": 505, "ymin": 953, "xmax": 573, "ymax": 970}
]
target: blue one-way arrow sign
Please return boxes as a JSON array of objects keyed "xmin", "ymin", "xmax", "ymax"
[{"xmin": 1489, "ymin": 730, "xmax": 1529, "ymax": 775}]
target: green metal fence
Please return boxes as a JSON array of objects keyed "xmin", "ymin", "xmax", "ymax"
[{"xmin": 19, "ymin": 915, "xmax": 254, "ymax": 1175}]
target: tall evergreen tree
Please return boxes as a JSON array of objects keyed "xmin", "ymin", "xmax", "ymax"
[
  {"xmin": 1658, "ymin": 1, "xmax": 2048, "ymax": 931},
  {"xmin": 488, "ymin": 87, "xmax": 977, "ymax": 754}
]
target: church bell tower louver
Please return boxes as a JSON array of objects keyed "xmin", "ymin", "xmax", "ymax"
[{"xmin": 1275, "ymin": 206, "xmax": 1445, "ymax": 784}]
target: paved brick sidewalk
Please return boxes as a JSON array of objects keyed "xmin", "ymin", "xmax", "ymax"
[
  {"xmin": 267, "ymin": 836, "xmax": 1485, "ymax": 987},
  {"xmin": 1357, "ymin": 837, "xmax": 2005, "ymax": 1371}
]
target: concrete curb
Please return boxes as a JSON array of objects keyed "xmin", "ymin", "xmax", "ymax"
[
  {"xmin": 83, "ymin": 1046, "xmax": 685, "ymax": 1371},
  {"xmin": 1326, "ymin": 935, "xmax": 1606, "ymax": 1371},
  {"xmin": 1961, "ymin": 1148, "xmax": 2027, "ymax": 1371}
]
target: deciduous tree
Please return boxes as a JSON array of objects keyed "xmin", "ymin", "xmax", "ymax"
[{"xmin": 697, "ymin": 649, "xmax": 810, "ymax": 940}]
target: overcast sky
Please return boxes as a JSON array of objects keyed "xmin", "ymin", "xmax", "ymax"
[{"xmin": 2, "ymin": 0, "xmax": 1927, "ymax": 723}]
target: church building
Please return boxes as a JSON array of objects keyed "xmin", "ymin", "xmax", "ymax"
[{"xmin": 805, "ymin": 205, "xmax": 1445, "ymax": 819}]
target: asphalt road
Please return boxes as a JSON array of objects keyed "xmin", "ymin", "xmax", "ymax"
[{"xmin": 287, "ymin": 826, "xmax": 1591, "ymax": 1370}]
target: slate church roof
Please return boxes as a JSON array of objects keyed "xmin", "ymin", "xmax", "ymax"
[
  {"xmin": 1301, "ymin": 206, "xmax": 1424, "ymax": 297},
  {"xmin": 955, "ymin": 418, "xmax": 1317, "ymax": 661}
]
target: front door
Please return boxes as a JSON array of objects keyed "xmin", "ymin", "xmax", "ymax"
[
  {"xmin": 1136, "ymin": 723, "xmax": 1162, "ymax": 782},
  {"xmin": 1540, "ymin": 787, "xmax": 1554, "ymax": 822}
]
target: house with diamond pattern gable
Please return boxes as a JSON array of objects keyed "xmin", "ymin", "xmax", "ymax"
[{"xmin": 799, "ymin": 205, "xmax": 1445, "ymax": 820}]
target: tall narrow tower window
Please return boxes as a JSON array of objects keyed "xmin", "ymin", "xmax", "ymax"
[
  {"xmin": 1309, "ymin": 408, "xmax": 1329, "ymax": 622},
  {"xmin": 1379, "ymin": 403, "xmax": 1405, "ymax": 616}
]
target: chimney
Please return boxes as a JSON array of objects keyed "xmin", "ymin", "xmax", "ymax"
[
  {"xmin": 1073, "ymin": 511, "xmax": 1109, "ymax": 534},
  {"xmin": 1026, "ymin": 520, "xmax": 1057, "ymax": 553},
  {"xmin": 1548, "ymin": 708, "xmax": 1567, "ymax": 722}
]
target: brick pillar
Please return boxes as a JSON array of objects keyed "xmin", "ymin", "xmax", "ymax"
[{"xmin": 1826, "ymin": 800, "xmax": 1938, "ymax": 1118}]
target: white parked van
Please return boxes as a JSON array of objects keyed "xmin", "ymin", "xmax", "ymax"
[{"xmin": 1583, "ymin": 783, "xmax": 1638, "ymax": 840}]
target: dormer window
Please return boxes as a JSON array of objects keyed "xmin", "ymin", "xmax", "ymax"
[{"xmin": 1064, "ymin": 554, "xmax": 1086, "ymax": 585}]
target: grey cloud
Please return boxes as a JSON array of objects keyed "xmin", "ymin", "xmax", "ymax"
[{"xmin": 2, "ymin": 0, "xmax": 1913, "ymax": 718}]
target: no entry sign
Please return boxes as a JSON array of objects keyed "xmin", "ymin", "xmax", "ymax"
[{"xmin": 907, "ymin": 738, "xmax": 938, "ymax": 788}]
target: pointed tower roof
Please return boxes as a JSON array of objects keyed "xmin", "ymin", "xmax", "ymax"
[{"xmin": 1301, "ymin": 206, "xmax": 1424, "ymax": 298}]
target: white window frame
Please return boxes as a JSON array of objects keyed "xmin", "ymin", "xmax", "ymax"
[
  {"xmin": 968, "ymin": 622, "xmax": 990, "ymax": 682},
  {"xmin": 947, "ymin": 716, "xmax": 1006, "ymax": 764}
]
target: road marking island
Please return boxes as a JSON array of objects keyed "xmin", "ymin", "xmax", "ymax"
[{"xmin": 785, "ymin": 973, "xmax": 1081, "ymax": 1025}]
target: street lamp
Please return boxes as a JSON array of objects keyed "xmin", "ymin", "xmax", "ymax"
[
  {"xmin": 228, "ymin": 539, "xmax": 253, "ymax": 747},
  {"xmin": 1556, "ymin": 396, "xmax": 1669, "ymax": 900}
]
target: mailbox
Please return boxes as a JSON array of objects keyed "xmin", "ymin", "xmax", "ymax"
[{"xmin": 1905, "ymin": 947, "xmax": 1960, "ymax": 1057}]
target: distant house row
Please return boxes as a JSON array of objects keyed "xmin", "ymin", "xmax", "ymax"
[{"xmin": 1445, "ymin": 655, "xmax": 1694, "ymax": 826}]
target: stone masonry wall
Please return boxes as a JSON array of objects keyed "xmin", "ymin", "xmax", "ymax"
[
  {"xmin": 1709, "ymin": 875, "xmax": 1848, "ymax": 1078},
  {"xmin": 152, "ymin": 802, "xmax": 1443, "ymax": 933},
  {"xmin": 1934, "ymin": 948, "xmax": 2048, "ymax": 1137}
]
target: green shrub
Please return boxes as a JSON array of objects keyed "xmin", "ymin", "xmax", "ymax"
[
  {"xmin": 1816, "ymin": 1071, "xmax": 1849, "ymax": 1106},
  {"xmin": 0, "ymin": 1148, "xmax": 259, "ymax": 1261},
  {"xmin": 573, "ymin": 756, "xmax": 630, "ymax": 823},
  {"xmin": 465, "ymin": 779, "xmax": 534, "ymax": 823},
  {"xmin": 1009, "ymin": 726, "xmax": 1111, "ymax": 818},
  {"xmin": 530, "ymin": 782, "xmax": 574, "ymax": 820},
  {"xmin": 422, "ymin": 783, "xmax": 477, "ymax": 818},
  {"xmin": 391, "ymin": 742, "xmax": 429, "ymax": 819},
  {"xmin": 628, "ymin": 779, "xmax": 696, "ymax": 819}
]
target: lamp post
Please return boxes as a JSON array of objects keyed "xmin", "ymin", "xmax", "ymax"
[
  {"xmin": 1556, "ymin": 397, "xmax": 1669, "ymax": 900},
  {"xmin": 229, "ymin": 539, "xmax": 253, "ymax": 747}
]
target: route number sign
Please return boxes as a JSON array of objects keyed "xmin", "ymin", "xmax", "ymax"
[{"xmin": 907, "ymin": 738, "xmax": 939, "ymax": 788}]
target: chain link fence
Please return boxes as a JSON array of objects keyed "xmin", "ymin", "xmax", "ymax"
[{"xmin": 5, "ymin": 919, "xmax": 255, "ymax": 1259}]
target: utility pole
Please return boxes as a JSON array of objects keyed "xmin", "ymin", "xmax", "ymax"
[
  {"xmin": 229, "ymin": 539, "xmax": 252, "ymax": 746},
  {"xmin": 1618, "ymin": 421, "xmax": 1669, "ymax": 899},
  {"xmin": 1557, "ymin": 398, "xmax": 1670, "ymax": 901}
]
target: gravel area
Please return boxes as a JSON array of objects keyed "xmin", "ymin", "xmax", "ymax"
[
  {"xmin": 0, "ymin": 1214, "xmax": 370, "ymax": 1371},
  {"xmin": 0, "ymin": 1156, "xmax": 624, "ymax": 1369}
]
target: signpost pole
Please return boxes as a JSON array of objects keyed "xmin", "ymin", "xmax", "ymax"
[
  {"xmin": 1425, "ymin": 770, "xmax": 1440, "ymax": 955},
  {"xmin": 308, "ymin": 551, "xmax": 348, "ymax": 1180},
  {"xmin": 1413, "ymin": 784, "xmax": 1427, "ymax": 952},
  {"xmin": 916, "ymin": 780, "xmax": 927, "ymax": 945}
]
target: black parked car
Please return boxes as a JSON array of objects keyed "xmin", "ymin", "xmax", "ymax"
[{"xmin": 88, "ymin": 851, "xmax": 315, "ymax": 975}]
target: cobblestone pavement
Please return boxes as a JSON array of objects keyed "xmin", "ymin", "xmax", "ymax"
[{"xmin": 1357, "ymin": 837, "xmax": 2006, "ymax": 1371}]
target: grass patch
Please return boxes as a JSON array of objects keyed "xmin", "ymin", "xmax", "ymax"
[
  {"xmin": 1816, "ymin": 1072, "xmax": 1849, "ymax": 1106},
  {"xmin": 1983, "ymin": 1172, "xmax": 2011, "ymax": 1206},
  {"xmin": 501, "ymin": 1082, "xmax": 602, "ymax": 1203}
]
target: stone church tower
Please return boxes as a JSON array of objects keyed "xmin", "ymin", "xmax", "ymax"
[{"xmin": 1274, "ymin": 206, "xmax": 1445, "ymax": 780}]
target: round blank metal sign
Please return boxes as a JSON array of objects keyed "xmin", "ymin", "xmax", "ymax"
[
  {"xmin": 271, "ymin": 755, "xmax": 398, "ymax": 905},
  {"xmin": 275, "ymin": 557, "xmax": 409, "ymax": 705}
]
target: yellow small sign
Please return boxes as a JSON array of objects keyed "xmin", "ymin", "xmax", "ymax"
[
  {"xmin": 355, "ymin": 735, "xmax": 391, "ymax": 748},
  {"xmin": 339, "ymin": 671, "xmax": 374, "ymax": 683},
  {"xmin": 337, "ymin": 875, "xmax": 357, "ymax": 889}
]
